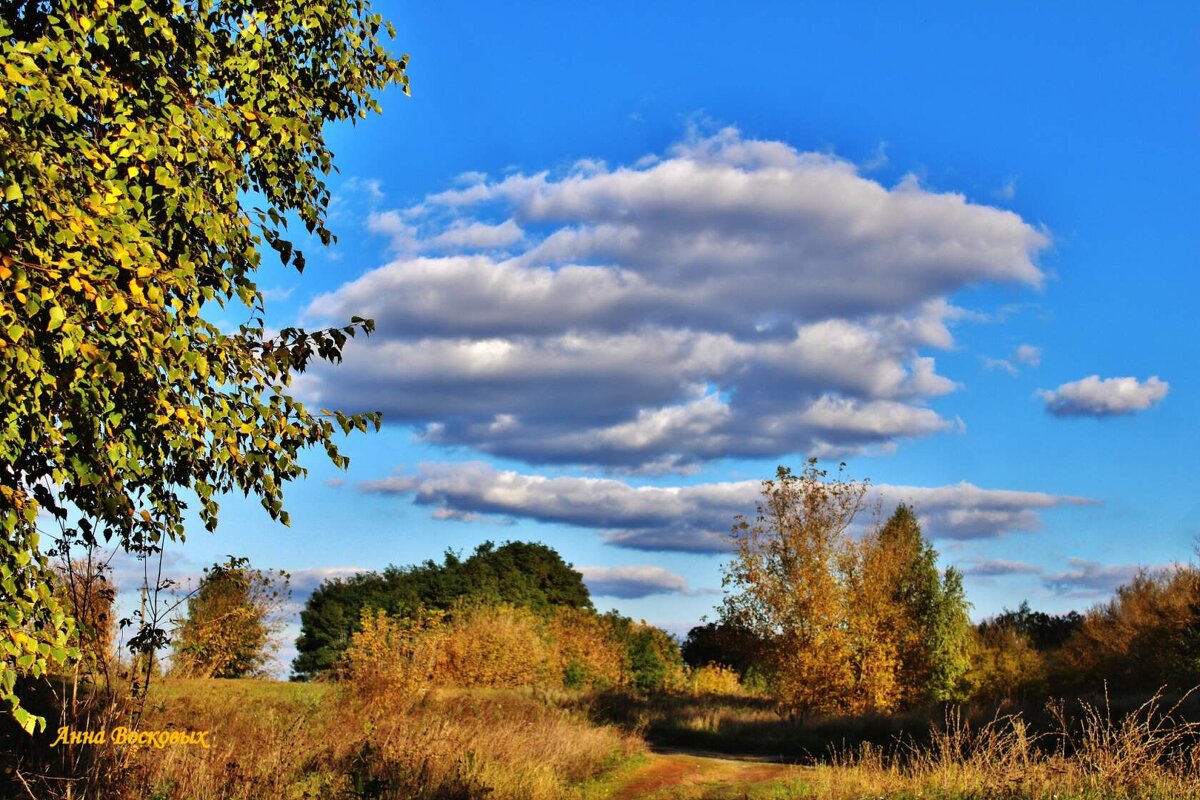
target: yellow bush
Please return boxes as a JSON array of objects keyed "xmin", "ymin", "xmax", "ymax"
[
  {"xmin": 549, "ymin": 607, "xmax": 628, "ymax": 689},
  {"xmin": 431, "ymin": 604, "xmax": 552, "ymax": 688},
  {"xmin": 686, "ymin": 663, "xmax": 748, "ymax": 697},
  {"xmin": 966, "ymin": 625, "xmax": 1044, "ymax": 703},
  {"xmin": 338, "ymin": 607, "xmax": 445, "ymax": 698}
]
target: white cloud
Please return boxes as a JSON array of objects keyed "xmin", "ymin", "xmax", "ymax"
[
  {"xmin": 984, "ymin": 343, "xmax": 1041, "ymax": 376},
  {"xmin": 962, "ymin": 558, "xmax": 1044, "ymax": 577},
  {"xmin": 287, "ymin": 566, "xmax": 369, "ymax": 596},
  {"xmin": 963, "ymin": 557, "xmax": 1184, "ymax": 600},
  {"xmin": 1014, "ymin": 344, "xmax": 1042, "ymax": 368},
  {"xmin": 426, "ymin": 219, "xmax": 524, "ymax": 251},
  {"xmin": 577, "ymin": 565, "xmax": 709, "ymax": 598},
  {"xmin": 302, "ymin": 128, "xmax": 1049, "ymax": 472},
  {"xmin": 360, "ymin": 462, "xmax": 1096, "ymax": 553},
  {"xmin": 1039, "ymin": 375, "xmax": 1169, "ymax": 417}
]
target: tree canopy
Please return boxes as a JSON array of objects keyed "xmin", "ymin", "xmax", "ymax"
[
  {"xmin": 293, "ymin": 541, "xmax": 593, "ymax": 678},
  {"xmin": 0, "ymin": 0, "xmax": 407, "ymax": 730},
  {"xmin": 172, "ymin": 557, "xmax": 289, "ymax": 679},
  {"xmin": 719, "ymin": 462, "xmax": 972, "ymax": 715}
]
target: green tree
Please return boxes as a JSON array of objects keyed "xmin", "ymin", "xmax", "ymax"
[
  {"xmin": 293, "ymin": 541, "xmax": 593, "ymax": 678},
  {"xmin": 980, "ymin": 601, "xmax": 1084, "ymax": 652},
  {"xmin": 600, "ymin": 611, "xmax": 685, "ymax": 694},
  {"xmin": 681, "ymin": 621, "xmax": 766, "ymax": 677},
  {"xmin": 868, "ymin": 504, "xmax": 972, "ymax": 704},
  {"xmin": 0, "ymin": 0, "xmax": 407, "ymax": 729}
]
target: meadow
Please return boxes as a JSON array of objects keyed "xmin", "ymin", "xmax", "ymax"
[
  {"xmin": 8, "ymin": 520, "xmax": 1200, "ymax": 798},
  {"xmin": 8, "ymin": 675, "xmax": 1200, "ymax": 799}
]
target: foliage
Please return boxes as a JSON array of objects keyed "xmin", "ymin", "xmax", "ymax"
[
  {"xmin": 601, "ymin": 612, "xmax": 687, "ymax": 694},
  {"xmin": 171, "ymin": 557, "xmax": 290, "ymax": 679},
  {"xmin": 1058, "ymin": 566, "xmax": 1200, "ymax": 693},
  {"xmin": 549, "ymin": 607, "xmax": 627, "ymax": 690},
  {"xmin": 680, "ymin": 621, "xmax": 766, "ymax": 677},
  {"xmin": 719, "ymin": 463, "xmax": 972, "ymax": 715},
  {"xmin": 337, "ymin": 606, "xmax": 444, "ymax": 697},
  {"xmin": 720, "ymin": 461, "xmax": 866, "ymax": 715},
  {"xmin": 684, "ymin": 663, "xmax": 749, "ymax": 697},
  {"xmin": 0, "ymin": 0, "xmax": 407, "ymax": 726},
  {"xmin": 966, "ymin": 624, "xmax": 1045, "ymax": 704},
  {"xmin": 859, "ymin": 504, "xmax": 973, "ymax": 705},
  {"xmin": 294, "ymin": 540, "xmax": 592, "ymax": 678},
  {"xmin": 979, "ymin": 600, "xmax": 1084, "ymax": 651},
  {"xmin": 336, "ymin": 599, "xmax": 690, "ymax": 699},
  {"xmin": 432, "ymin": 603, "xmax": 553, "ymax": 689}
]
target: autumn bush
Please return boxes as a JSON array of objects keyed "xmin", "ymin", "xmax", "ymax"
[
  {"xmin": 432, "ymin": 603, "xmax": 553, "ymax": 688},
  {"xmin": 966, "ymin": 623, "xmax": 1046, "ymax": 704},
  {"xmin": 549, "ymin": 607, "xmax": 628, "ymax": 690},
  {"xmin": 337, "ymin": 601, "xmax": 690, "ymax": 696},
  {"xmin": 684, "ymin": 664, "xmax": 749, "ymax": 697},
  {"xmin": 338, "ymin": 607, "xmax": 445, "ymax": 698},
  {"xmin": 1058, "ymin": 566, "xmax": 1200, "ymax": 693}
]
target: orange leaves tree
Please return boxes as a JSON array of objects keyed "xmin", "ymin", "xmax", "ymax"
[
  {"xmin": 0, "ymin": 0, "xmax": 407, "ymax": 730},
  {"xmin": 721, "ymin": 462, "xmax": 867, "ymax": 716},
  {"xmin": 720, "ymin": 462, "xmax": 971, "ymax": 717}
]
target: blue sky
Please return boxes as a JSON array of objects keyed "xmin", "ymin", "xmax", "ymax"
[{"xmin": 141, "ymin": 1, "xmax": 1198, "ymax": 665}]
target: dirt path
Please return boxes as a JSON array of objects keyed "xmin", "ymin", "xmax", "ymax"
[{"xmin": 606, "ymin": 748, "xmax": 807, "ymax": 800}]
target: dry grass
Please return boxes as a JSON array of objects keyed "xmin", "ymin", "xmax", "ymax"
[
  {"xmin": 133, "ymin": 680, "xmax": 639, "ymax": 800},
  {"xmin": 5, "ymin": 677, "xmax": 640, "ymax": 800},
  {"xmin": 11, "ymin": 679, "xmax": 1200, "ymax": 799},
  {"xmin": 788, "ymin": 689, "xmax": 1200, "ymax": 799}
]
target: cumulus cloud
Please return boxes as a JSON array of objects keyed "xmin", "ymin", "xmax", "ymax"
[
  {"xmin": 1039, "ymin": 375, "xmax": 1169, "ymax": 417},
  {"xmin": 577, "ymin": 565, "xmax": 711, "ymax": 598},
  {"xmin": 360, "ymin": 462, "xmax": 1095, "ymax": 553},
  {"xmin": 300, "ymin": 128, "xmax": 1050, "ymax": 472}
]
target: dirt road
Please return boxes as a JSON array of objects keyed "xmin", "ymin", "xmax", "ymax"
[{"xmin": 605, "ymin": 748, "xmax": 806, "ymax": 799}]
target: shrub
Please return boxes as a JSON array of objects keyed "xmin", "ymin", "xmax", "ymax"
[
  {"xmin": 966, "ymin": 624, "xmax": 1045, "ymax": 704},
  {"xmin": 1058, "ymin": 567, "xmax": 1200, "ymax": 693},
  {"xmin": 431, "ymin": 604, "xmax": 552, "ymax": 688},
  {"xmin": 337, "ymin": 607, "xmax": 445, "ymax": 699},
  {"xmin": 549, "ymin": 607, "xmax": 628, "ymax": 690},
  {"xmin": 686, "ymin": 664, "xmax": 749, "ymax": 697}
]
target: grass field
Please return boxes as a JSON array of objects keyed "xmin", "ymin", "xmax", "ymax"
[{"xmin": 9, "ymin": 678, "xmax": 1200, "ymax": 798}]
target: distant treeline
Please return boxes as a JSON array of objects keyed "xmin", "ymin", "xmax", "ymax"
[
  {"xmin": 292, "ymin": 501, "xmax": 1200, "ymax": 713},
  {"xmin": 293, "ymin": 541, "xmax": 685, "ymax": 692},
  {"xmin": 684, "ymin": 570, "xmax": 1200, "ymax": 708}
]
